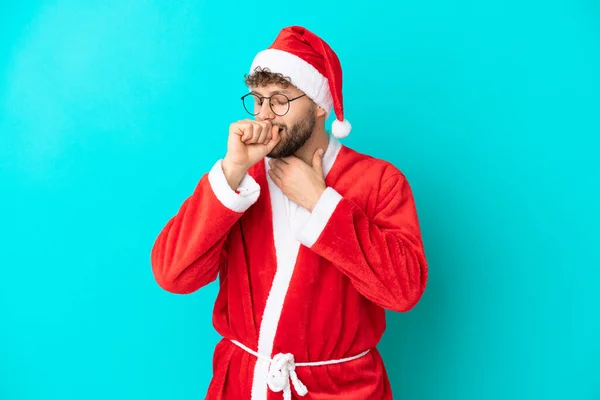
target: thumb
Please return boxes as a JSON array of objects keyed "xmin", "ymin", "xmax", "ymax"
[
  {"xmin": 265, "ymin": 125, "xmax": 281, "ymax": 151},
  {"xmin": 312, "ymin": 148, "xmax": 325, "ymax": 175}
]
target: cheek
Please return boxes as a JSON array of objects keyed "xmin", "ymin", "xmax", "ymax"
[
  {"xmin": 276, "ymin": 117, "xmax": 291, "ymax": 128},
  {"xmin": 288, "ymin": 106, "xmax": 312, "ymax": 124},
  {"xmin": 280, "ymin": 112, "xmax": 302, "ymax": 129}
]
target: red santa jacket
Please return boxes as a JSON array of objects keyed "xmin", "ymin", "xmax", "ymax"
[{"xmin": 151, "ymin": 136, "xmax": 428, "ymax": 400}]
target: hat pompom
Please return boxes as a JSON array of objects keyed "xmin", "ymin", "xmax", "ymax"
[{"xmin": 332, "ymin": 118, "xmax": 351, "ymax": 138}]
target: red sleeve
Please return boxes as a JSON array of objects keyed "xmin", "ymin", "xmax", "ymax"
[
  {"xmin": 295, "ymin": 172, "xmax": 428, "ymax": 312},
  {"xmin": 151, "ymin": 159, "xmax": 260, "ymax": 294}
]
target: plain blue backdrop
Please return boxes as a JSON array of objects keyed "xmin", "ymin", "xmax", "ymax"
[{"xmin": 1, "ymin": 1, "xmax": 599, "ymax": 399}]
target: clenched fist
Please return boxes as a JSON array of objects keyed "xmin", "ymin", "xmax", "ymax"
[
  {"xmin": 221, "ymin": 119, "xmax": 281, "ymax": 191},
  {"xmin": 224, "ymin": 119, "xmax": 281, "ymax": 171}
]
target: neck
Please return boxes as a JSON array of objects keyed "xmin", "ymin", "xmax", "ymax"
[{"xmin": 294, "ymin": 124, "xmax": 330, "ymax": 165}]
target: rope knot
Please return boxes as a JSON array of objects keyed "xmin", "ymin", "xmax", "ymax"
[{"xmin": 267, "ymin": 353, "xmax": 308, "ymax": 400}]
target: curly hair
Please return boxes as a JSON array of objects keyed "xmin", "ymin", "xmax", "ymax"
[{"xmin": 244, "ymin": 66, "xmax": 293, "ymax": 88}]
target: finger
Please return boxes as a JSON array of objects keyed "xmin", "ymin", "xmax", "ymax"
[
  {"xmin": 266, "ymin": 124, "xmax": 273, "ymax": 141},
  {"xmin": 258, "ymin": 121, "xmax": 271, "ymax": 145},
  {"xmin": 241, "ymin": 123, "xmax": 254, "ymax": 143},
  {"xmin": 252, "ymin": 121, "xmax": 265, "ymax": 143},
  {"xmin": 232, "ymin": 123, "xmax": 245, "ymax": 138},
  {"xmin": 257, "ymin": 121, "xmax": 271, "ymax": 144},
  {"xmin": 249, "ymin": 122, "xmax": 263, "ymax": 144},
  {"xmin": 312, "ymin": 148, "xmax": 324, "ymax": 172},
  {"xmin": 268, "ymin": 165, "xmax": 281, "ymax": 183},
  {"xmin": 272, "ymin": 159, "xmax": 288, "ymax": 176},
  {"xmin": 244, "ymin": 123, "xmax": 255, "ymax": 143},
  {"xmin": 267, "ymin": 169, "xmax": 277, "ymax": 184},
  {"xmin": 265, "ymin": 125, "xmax": 280, "ymax": 149}
]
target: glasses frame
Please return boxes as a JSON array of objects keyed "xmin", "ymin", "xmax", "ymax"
[{"xmin": 241, "ymin": 92, "xmax": 307, "ymax": 116}]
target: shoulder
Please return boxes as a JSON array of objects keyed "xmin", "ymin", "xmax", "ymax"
[
  {"xmin": 337, "ymin": 144, "xmax": 409, "ymax": 190},
  {"xmin": 337, "ymin": 145, "xmax": 418, "ymax": 218}
]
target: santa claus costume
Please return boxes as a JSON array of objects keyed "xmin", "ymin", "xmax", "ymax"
[{"xmin": 151, "ymin": 26, "xmax": 428, "ymax": 400}]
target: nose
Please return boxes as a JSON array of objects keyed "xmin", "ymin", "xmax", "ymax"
[{"xmin": 256, "ymin": 100, "xmax": 275, "ymax": 121}]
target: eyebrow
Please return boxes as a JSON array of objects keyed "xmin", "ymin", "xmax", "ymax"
[{"xmin": 251, "ymin": 89, "xmax": 291, "ymax": 97}]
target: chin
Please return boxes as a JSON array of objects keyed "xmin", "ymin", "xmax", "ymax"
[
  {"xmin": 268, "ymin": 144, "xmax": 297, "ymax": 159},
  {"xmin": 267, "ymin": 143, "xmax": 287, "ymax": 159}
]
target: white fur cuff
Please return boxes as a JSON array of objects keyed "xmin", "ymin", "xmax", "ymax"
[
  {"xmin": 208, "ymin": 159, "xmax": 260, "ymax": 213},
  {"xmin": 296, "ymin": 187, "xmax": 343, "ymax": 247}
]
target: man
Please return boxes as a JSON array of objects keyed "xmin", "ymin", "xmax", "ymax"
[{"xmin": 151, "ymin": 25, "xmax": 428, "ymax": 400}]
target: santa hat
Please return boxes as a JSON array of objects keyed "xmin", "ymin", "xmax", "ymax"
[{"xmin": 249, "ymin": 26, "xmax": 352, "ymax": 139}]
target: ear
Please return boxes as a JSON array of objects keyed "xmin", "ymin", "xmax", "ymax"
[{"xmin": 315, "ymin": 105, "xmax": 327, "ymax": 119}]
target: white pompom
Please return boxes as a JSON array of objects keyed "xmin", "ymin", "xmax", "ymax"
[{"xmin": 331, "ymin": 119, "xmax": 351, "ymax": 138}]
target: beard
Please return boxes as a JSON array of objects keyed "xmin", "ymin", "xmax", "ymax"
[{"xmin": 267, "ymin": 109, "xmax": 316, "ymax": 159}]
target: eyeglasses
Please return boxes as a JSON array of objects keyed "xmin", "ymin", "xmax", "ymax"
[{"xmin": 241, "ymin": 92, "xmax": 307, "ymax": 116}]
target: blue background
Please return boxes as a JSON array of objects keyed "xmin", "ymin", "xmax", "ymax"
[{"xmin": 1, "ymin": 1, "xmax": 599, "ymax": 399}]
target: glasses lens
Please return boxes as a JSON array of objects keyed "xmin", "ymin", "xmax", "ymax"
[
  {"xmin": 270, "ymin": 94, "xmax": 289, "ymax": 116},
  {"xmin": 243, "ymin": 94, "xmax": 261, "ymax": 115}
]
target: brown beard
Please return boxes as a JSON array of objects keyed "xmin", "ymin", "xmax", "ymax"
[{"xmin": 267, "ymin": 109, "xmax": 316, "ymax": 159}]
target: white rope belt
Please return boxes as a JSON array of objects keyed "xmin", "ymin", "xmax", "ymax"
[{"xmin": 230, "ymin": 339, "xmax": 370, "ymax": 400}]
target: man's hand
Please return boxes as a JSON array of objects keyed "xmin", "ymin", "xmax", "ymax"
[
  {"xmin": 268, "ymin": 148, "xmax": 327, "ymax": 212},
  {"xmin": 223, "ymin": 119, "xmax": 281, "ymax": 191},
  {"xmin": 225, "ymin": 119, "xmax": 281, "ymax": 171}
]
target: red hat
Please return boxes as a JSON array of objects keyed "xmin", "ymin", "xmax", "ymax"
[{"xmin": 249, "ymin": 26, "xmax": 352, "ymax": 139}]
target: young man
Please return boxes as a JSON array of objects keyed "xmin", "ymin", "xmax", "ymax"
[{"xmin": 151, "ymin": 25, "xmax": 428, "ymax": 400}]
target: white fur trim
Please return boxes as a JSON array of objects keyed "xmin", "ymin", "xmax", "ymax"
[
  {"xmin": 251, "ymin": 169, "xmax": 303, "ymax": 400},
  {"xmin": 250, "ymin": 136, "xmax": 341, "ymax": 399},
  {"xmin": 296, "ymin": 187, "xmax": 343, "ymax": 248},
  {"xmin": 207, "ymin": 159, "xmax": 260, "ymax": 213},
  {"xmin": 250, "ymin": 49, "xmax": 333, "ymax": 114},
  {"xmin": 331, "ymin": 119, "xmax": 351, "ymax": 138}
]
